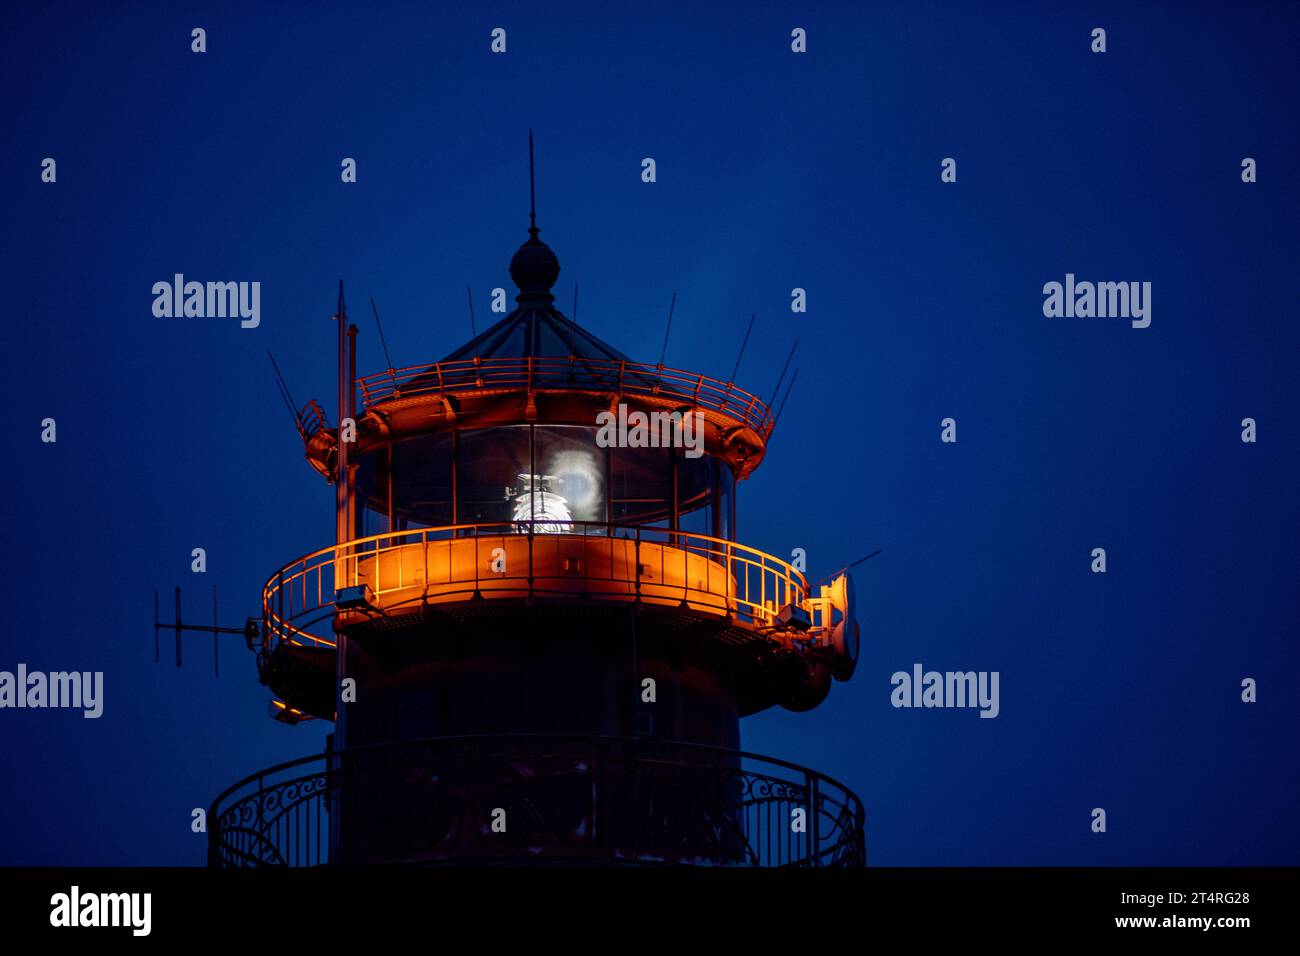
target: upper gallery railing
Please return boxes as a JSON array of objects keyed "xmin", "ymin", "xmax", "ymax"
[
  {"xmin": 262, "ymin": 521, "xmax": 809, "ymax": 652},
  {"xmin": 352, "ymin": 356, "xmax": 776, "ymax": 438}
]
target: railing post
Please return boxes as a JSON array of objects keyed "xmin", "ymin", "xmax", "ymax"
[{"xmin": 725, "ymin": 541, "xmax": 732, "ymax": 615}]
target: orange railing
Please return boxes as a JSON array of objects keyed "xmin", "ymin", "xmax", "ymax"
[
  {"xmin": 262, "ymin": 521, "xmax": 808, "ymax": 651},
  {"xmin": 355, "ymin": 357, "xmax": 775, "ymax": 438},
  {"xmin": 296, "ymin": 398, "xmax": 328, "ymax": 442}
]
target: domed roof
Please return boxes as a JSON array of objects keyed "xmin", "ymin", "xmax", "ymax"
[
  {"xmin": 508, "ymin": 226, "xmax": 560, "ymax": 305},
  {"xmin": 422, "ymin": 131, "xmax": 657, "ymax": 391},
  {"xmin": 429, "ymin": 223, "xmax": 662, "ymax": 394},
  {"xmin": 440, "ymin": 223, "xmax": 634, "ymax": 368},
  {"xmin": 441, "ymin": 209, "xmax": 633, "ymax": 366}
]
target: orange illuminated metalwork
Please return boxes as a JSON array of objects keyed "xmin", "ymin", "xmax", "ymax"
[
  {"xmin": 207, "ymin": 149, "xmax": 867, "ymax": 866},
  {"xmin": 353, "ymin": 356, "xmax": 775, "ymax": 438},
  {"xmin": 261, "ymin": 520, "xmax": 848, "ymax": 655}
]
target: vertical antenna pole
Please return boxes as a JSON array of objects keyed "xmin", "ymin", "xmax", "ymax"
[
  {"xmin": 334, "ymin": 280, "xmax": 351, "ymax": 747},
  {"xmin": 466, "ymin": 286, "xmax": 482, "ymax": 371},
  {"xmin": 335, "ymin": 282, "xmax": 351, "ymax": 547},
  {"xmin": 348, "ymin": 322, "xmax": 359, "ymax": 539},
  {"xmin": 336, "ymin": 282, "xmax": 351, "ymax": 548},
  {"xmin": 528, "ymin": 129, "xmax": 536, "ymax": 232},
  {"xmin": 466, "ymin": 286, "xmax": 479, "ymax": 340}
]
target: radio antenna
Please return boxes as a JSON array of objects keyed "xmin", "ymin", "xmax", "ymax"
[
  {"xmin": 728, "ymin": 313, "xmax": 756, "ymax": 384},
  {"xmin": 772, "ymin": 368, "xmax": 800, "ymax": 428},
  {"xmin": 267, "ymin": 351, "xmax": 303, "ymax": 434},
  {"xmin": 465, "ymin": 285, "xmax": 482, "ymax": 368},
  {"xmin": 658, "ymin": 292, "xmax": 677, "ymax": 369},
  {"xmin": 369, "ymin": 298, "xmax": 395, "ymax": 372},
  {"xmin": 153, "ymin": 586, "xmax": 258, "ymax": 677},
  {"xmin": 814, "ymin": 549, "xmax": 883, "ymax": 586},
  {"xmin": 528, "ymin": 129, "xmax": 537, "ymax": 231},
  {"xmin": 767, "ymin": 338, "xmax": 799, "ymax": 407}
]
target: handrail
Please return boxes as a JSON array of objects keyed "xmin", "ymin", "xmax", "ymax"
[
  {"xmin": 351, "ymin": 355, "xmax": 776, "ymax": 439},
  {"xmin": 208, "ymin": 733, "xmax": 866, "ymax": 868},
  {"xmin": 297, "ymin": 399, "xmax": 328, "ymax": 442},
  {"xmin": 262, "ymin": 521, "xmax": 809, "ymax": 652}
]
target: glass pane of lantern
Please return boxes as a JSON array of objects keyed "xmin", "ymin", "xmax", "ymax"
[
  {"xmin": 356, "ymin": 431, "xmax": 454, "ymax": 531},
  {"xmin": 610, "ymin": 444, "xmax": 671, "ymax": 528},
  {"xmin": 457, "ymin": 426, "xmax": 530, "ymax": 527},
  {"xmin": 534, "ymin": 426, "xmax": 605, "ymax": 530}
]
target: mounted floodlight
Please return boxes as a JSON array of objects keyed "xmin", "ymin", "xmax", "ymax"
[
  {"xmin": 776, "ymin": 603, "xmax": 812, "ymax": 631},
  {"xmin": 335, "ymin": 584, "xmax": 374, "ymax": 610}
]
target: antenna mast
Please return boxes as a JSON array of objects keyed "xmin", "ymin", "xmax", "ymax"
[
  {"xmin": 528, "ymin": 129, "xmax": 537, "ymax": 233},
  {"xmin": 658, "ymin": 293, "xmax": 677, "ymax": 369},
  {"xmin": 767, "ymin": 339, "xmax": 799, "ymax": 408},
  {"xmin": 729, "ymin": 313, "xmax": 756, "ymax": 383},
  {"xmin": 369, "ymin": 298, "xmax": 395, "ymax": 372},
  {"xmin": 773, "ymin": 368, "xmax": 800, "ymax": 428}
]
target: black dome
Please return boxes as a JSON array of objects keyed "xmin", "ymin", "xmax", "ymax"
[{"xmin": 509, "ymin": 226, "xmax": 560, "ymax": 304}]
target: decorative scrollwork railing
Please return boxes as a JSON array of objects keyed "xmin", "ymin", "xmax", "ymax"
[
  {"xmin": 209, "ymin": 735, "xmax": 865, "ymax": 868},
  {"xmin": 262, "ymin": 521, "xmax": 810, "ymax": 651}
]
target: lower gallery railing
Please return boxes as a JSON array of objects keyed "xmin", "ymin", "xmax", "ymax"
[
  {"xmin": 262, "ymin": 522, "xmax": 811, "ymax": 651},
  {"xmin": 209, "ymin": 735, "xmax": 865, "ymax": 868}
]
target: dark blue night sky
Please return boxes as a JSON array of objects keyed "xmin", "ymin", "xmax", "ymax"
[{"xmin": 2, "ymin": 1, "xmax": 1296, "ymax": 865}]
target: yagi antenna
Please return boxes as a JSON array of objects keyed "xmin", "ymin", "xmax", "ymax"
[{"xmin": 154, "ymin": 586, "xmax": 259, "ymax": 677}]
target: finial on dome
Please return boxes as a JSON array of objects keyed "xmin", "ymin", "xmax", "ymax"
[
  {"xmin": 529, "ymin": 129, "xmax": 537, "ymax": 235},
  {"xmin": 509, "ymin": 130, "xmax": 559, "ymax": 304}
]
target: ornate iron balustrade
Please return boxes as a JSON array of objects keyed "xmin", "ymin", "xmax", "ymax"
[
  {"xmin": 262, "ymin": 521, "xmax": 809, "ymax": 651},
  {"xmin": 209, "ymin": 735, "xmax": 865, "ymax": 867},
  {"xmin": 355, "ymin": 356, "xmax": 775, "ymax": 439}
]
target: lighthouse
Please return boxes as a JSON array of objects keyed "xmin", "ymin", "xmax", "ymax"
[{"xmin": 210, "ymin": 150, "xmax": 866, "ymax": 867}]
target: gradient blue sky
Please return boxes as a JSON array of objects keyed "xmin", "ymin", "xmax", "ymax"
[{"xmin": 1, "ymin": 1, "xmax": 1296, "ymax": 865}]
